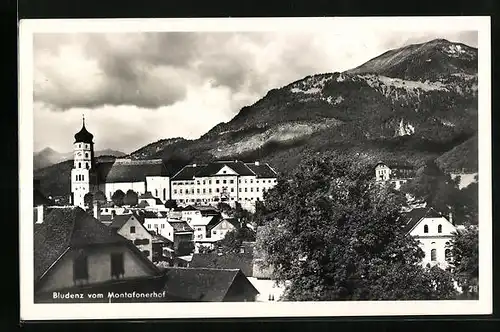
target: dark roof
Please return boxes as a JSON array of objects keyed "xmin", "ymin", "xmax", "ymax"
[
  {"xmin": 402, "ymin": 207, "xmax": 444, "ymax": 233},
  {"xmin": 150, "ymin": 233, "xmax": 173, "ymax": 244},
  {"xmin": 34, "ymin": 207, "xmax": 129, "ymax": 281},
  {"xmin": 245, "ymin": 163, "xmax": 277, "ymax": 178},
  {"xmin": 162, "ymin": 267, "xmax": 258, "ymax": 301},
  {"xmin": 190, "ymin": 253, "xmax": 254, "ymax": 277},
  {"xmin": 168, "ymin": 220, "xmax": 194, "ymax": 233},
  {"xmin": 154, "ymin": 198, "xmax": 163, "ymax": 205},
  {"xmin": 74, "ymin": 120, "xmax": 94, "ymax": 143},
  {"xmin": 96, "ymin": 159, "xmax": 170, "ymax": 183},
  {"xmin": 109, "ymin": 214, "xmax": 134, "ymax": 229},
  {"xmin": 171, "ymin": 165, "xmax": 204, "ymax": 181},
  {"xmin": 208, "ymin": 217, "xmax": 239, "ymax": 230},
  {"xmin": 139, "ymin": 192, "xmax": 155, "ymax": 199}
]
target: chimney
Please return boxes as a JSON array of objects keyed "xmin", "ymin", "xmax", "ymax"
[
  {"xmin": 255, "ymin": 161, "xmax": 260, "ymax": 166},
  {"xmin": 448, "ymin": 211, "xmax": 454, "ymax": 225},
  {"xmin": 35, "ymin": 205, "xmax": 44, "ymax": 224}
]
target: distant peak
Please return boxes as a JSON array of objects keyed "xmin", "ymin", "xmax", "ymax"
[{"xmin": 38, "ymin": 147, "xmax": 58, "ymax": 154}]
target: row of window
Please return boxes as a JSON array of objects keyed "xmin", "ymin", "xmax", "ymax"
[
  {"xmin": 177, "ymin": 196, "xmax": 261, "ymax": 203},
  {"xmin": 77, "ymin": 162, "xmax": 90, "ymax": 169},
  {"xmin": 423, "ymin": 224, "xmax": 443, "ymax": 233},
  {"xmin": 73, "ymin": 252, "xmax": 124, "ymax": 282},
  {"xmin": 76, "ymin": 143, "xmax": 90, "ymax": 149},
  {"xmin": 75, "ymin": 174, "xmax": 85, "ymax": 181},
  {"xmin": 173, "ymin": 187, "xmax": 268, "ymax": 195},
  {"xmin": 173, "ymin": 179, "xmax": 276, "ymax": 186}
]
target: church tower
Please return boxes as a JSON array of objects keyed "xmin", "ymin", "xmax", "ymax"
[{"xmin": 70, "ymin": 116, "xmax": 95, "ymax": 208}]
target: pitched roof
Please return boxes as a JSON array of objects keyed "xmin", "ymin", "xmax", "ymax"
[
  {"xmin": 162, "ymin": 267, "xmax": 258, "ymax": 301},
  {"xmin": 171, "ymin": 165, "xmax": 204, "ymax": 181},
  {"xmin": 33, "ymin": 207, "xmax": 130, "ymax": 281},
  {"xmin": 171, "ymin": 161, "xmax": 262, "ymax": 180},
  {"xmin": 150, "ymin": 233, "xmax": 173, "ymax": 244},
  {"xmin": 168, "ymin": 220, "xmax": 194, "ymax": 233},
  {"xmin": 190, "ymin": 253, "xmax": 254, "ymax": 277},
  {"xmin": 402, "ymin": 207, "xmax": 444, "ymax": 233},
  {"xmin": 96, "ymin": 159, "xmax": 170, "ymax": 183},
  {"xmin": 245, "ymin": 163, "xmax": 277, "ymax": 178},
  {"xmin": 139, "ymin": 192, "xmax": 155, "ymax": 199},
  {"xmin": 109, "ymin": 214, "xmax": 134, "ymax": 229}
]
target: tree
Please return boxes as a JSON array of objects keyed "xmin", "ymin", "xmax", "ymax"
[
  {"xmin": 164, "ymin": 199, "xmax": 178, "ymax": 209},
  {"xmin": 449, "ymin": 225, "xmax": 479, "ymax": 298},
  {"xmin": 111, "ymin": 190, "xmax": 125, "ymax": 207},
  {"xmin": 218, "ymin": 227, "xmax": 256, "ymax": 254},
  {"xmin": 84, "ymin": 193, "xmax": 94, "ymax": 209},
  {"xmin": 257, "ymin": 154, "xmax": 456, "ymax": 301},
  {"xmin": 94, "ymin": 190, "xmax": 107, "ymax": 205},
  {"xmin": 123, "ymin": 189, "xmax": 139, "ymax": 206},
  {"xmin": 217, "ymin": 202, "xmax": 232, "ymax": 213}
]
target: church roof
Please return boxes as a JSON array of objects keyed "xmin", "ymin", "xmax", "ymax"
[
  {"xmin": 171, "ymin": 161, "xmax": 276, "ymax": 180},
  {"xmin": 74, "ymin": 119, "xmax": 94, "ymax": 144},
  {"xmin": 401, "ymin": 207, "xmax": 444, "ymax": 234},
  {"xmin": 97, "ymin": 159, "xmax": 171, "ymax": 183}
]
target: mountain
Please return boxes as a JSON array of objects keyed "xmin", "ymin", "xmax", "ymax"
[
  {"xmin": 34, "ymin": 147, "xmax": 126, "ymax": 170},
  {"xmin": 35, "ymin": 38, "xmax": 478, "ymax": 197}
]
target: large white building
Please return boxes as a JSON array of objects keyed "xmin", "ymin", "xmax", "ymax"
[
  {"xmin": 170, "ymin": 160, "xmax": 278, "ymax": 211},
  {"xmin": 374, "ymin": 162, "xmax": 415, "ymax": 190},
  {"xmin": 70, "ymin": 118, "xmax": 171, "ymax": 208},
  {"xmin": 402, "ymin": 207, "xmax": 456, "ymax": 268}
]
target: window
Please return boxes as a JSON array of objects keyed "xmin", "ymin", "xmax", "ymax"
[
  {"xmin": 213, "ymin": 231, "xmax": 217, "ymax": 235},
  {"xmin": 231, "ymin": 188, "xmax": 234, "ymax": 192},
  {"xmin": 163, "ymin": 188, "xmax": 166, "ymax": 200},
  {"xmin": 445, "ymin": 249, "xmax": 452, "ymax": 261},
  {"xmin": 438, "ymin": 224, "xmax": 442, "ymax": 233},
  {"xmin": 110, "ymin": 253, "xmax": 125, "ymax": 278},
  {"xmin": 216, "ymin": 188, "xmax": 220, "ymax": 193},
  {"xmin": 268, "ymin": 180, "xmax": 271, "ymax": 183},
  {"xmin": 250, "ymin": 188, "xmax": 254, "ymax": 192},
  {"xmin": 430, "ymin": 249, "xmax": 437, "ymax": 261},
  {"xmin": 180, "ymin": 189, "xmax": 183, "ymax": 194},
  {"xmin": 223, "ymin": 180, "xmax": 227, "ymax": 184},
  {"xmin": 197, "ymin": 181, "xmax": 200, "ymax": 185},
  {"xmin": 85, "ymin": 153, "xmax": 89, "ymax": 158},
  {"xmin": 86, "ymin": 163, "xmax": 90, "ymax": 169},
  {"xmin": 142, "ymin": 250, "xmax": 150, "ymax": 257},
  {"xmin": 245, "ymin": 188, "xmax": 248, "ymax": 192},
  {"xmin": 223, "ymin": 170, "xmax": 226, "ymax": 174},
  {"xmin": 230, "ymin": 180, "xmax": 234, "ymax": 184},
  {"xmin": 73, "ymin": 252, "xmax": 88, "ymax": 282},
  {"xmin": 191, "ymin": 189, "xmax": 194, "ymax": 194},
  {"xmin": 424, "ymin": 225, "xmax": 429, "ymax": 233},
  {"xmin": 203, "ymin": 180, "xmax": 206, "ymax": 185},
  {"xmin": 209, "ymin": 180, "xmax": 212, "ymax": 185},
  {"xmin": 155, "ymin": 189, "xmax": 159, "ymax": 197},
  {"xmin": 174, "ymin": 189, "xmax": 177, "ymax": 194},
  {"xmin": 209, "ymin": 188, "xmax": 212, "ymax": 193},
  {"xmin": 81, "ymin": 174, "xmax": 84, "ymax": 181},
  {"xmin": 78, "ymin": 162, "xmax": 81, "ymax": 168},
  {"xmin": 250, "ymin": 179, "xmax": 253, "ymax": 184},
  {"xmin": 256, "ymin": 187, "xmax": 259, "ymax": 192},
  {"xmin": 239, "ymin": 188, "xmax": 242, "ymax": 192},
  {"xmin": 197, "ymin": 189, "xmax": 200, "ymax": 194},
  {"xmin": 147, "ymin": 224, "xmax": 151, "ymax": 229},
  {"xmin": 130, "ymin": 226, "xmax": 136, "ymax": 233},
  {"xmin": 203, "ymin": 188, "xmax": 206, "ymax": 194},
  {"xmin": 216, "ymin": 180, "xmax": 220, "ymax": 184}
]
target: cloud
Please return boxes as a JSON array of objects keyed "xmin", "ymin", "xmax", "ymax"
[{"xmin": 32, "ymin": 29, "xmax": 478, "ymax": 153}]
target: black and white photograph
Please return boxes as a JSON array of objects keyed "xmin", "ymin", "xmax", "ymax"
[{"xmin": 19, "ymin": 17, "xmax": 492, "ymax": 319}]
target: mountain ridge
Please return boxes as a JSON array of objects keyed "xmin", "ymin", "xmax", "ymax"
[{"xmin": 34, "ymin": 38, "xmax": 478, "ymax": 198}]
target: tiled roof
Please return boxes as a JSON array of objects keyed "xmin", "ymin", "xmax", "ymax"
[
  {"xmin": 162, "ymin": 267, "xmax": 258, "ymax": 301},
  {"xmin": 33, "ymin": 207, "xmax": 129, "ymax": 281},
  {"xmin": 171, "ymin": 165, "xmax": 204, "ymax": 181},
  {"xmin": 168, "ymin": 220, "xmax": 194, "ymax": 233},
  {"xmin": 109, "ymin": 214, "xmax": 134, "ymax": 229},
  {"xmin": 190, "ymin": 253, "xmax": 254, "ymax": 277},
  {"xmin": 139, "ymin": 192, "xmax": 155, "ymax": 199},
  {"xmin": 402, "ymin": 207, "xmax": 444, "ymax": 234},
  {"xmin": 96, "ymin": 159, "xmax": 170, "ymax": 183},
  {"xmin": 150, "ymin": 233, "xmax": 173, "ymax": 244},
  {"xmin": 245, "ymin": 163, "xmax": 277, "ymax": 178}
]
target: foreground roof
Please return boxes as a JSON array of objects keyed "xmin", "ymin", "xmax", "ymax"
[
  {"xmin": 34, "ymin": 207, "xmax": 129, "ymax": 281},
  {"xmin": 190, "ymin": 252, "xmax": 254, "ymax": 277},
  {"xmin": 162, "ymin": 267, "xmax": 258, "ymax": 301},
  {"xmin": 401, "ymin": 207, "xmax": 444, "ymax": 233}
]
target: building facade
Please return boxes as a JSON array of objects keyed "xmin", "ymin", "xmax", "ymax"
[
  {"xmin": 70, "ymin": 119, "xmax": 172, "ymax": 208},
  {"xmin": 171, "ymin": 161, "xmax": 278, "ymax": 211},
  {"xmin": 374, "ymin": 162, "xmax": 415, "ymax": 190},
  {"xmin": 403, "ymin": 207, "xmax": 456, "ymax": 268}
]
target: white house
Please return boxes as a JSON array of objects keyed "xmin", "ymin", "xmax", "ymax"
[
  {"xmin": 402, "ymin": 207, "xmax": 456, "ymax": 268},
  {"xmin": 374, "ymin": 162, "xmax": 415, "ymax": 190},
  {"xmin": 108, "ymin": 213, "xmax": 154, "ymax": 262},
  {"xmin": 170, "ymin": 160, "xmax": 278, "ymax": 212},
  {"xmin": 207, "ymin": 218, "xmax": 239, "ymax": 242}
]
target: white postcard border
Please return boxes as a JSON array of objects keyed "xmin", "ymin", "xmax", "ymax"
[{"xmin": 19, "ymin": 16, "xmax": 492, "ymax": 320}]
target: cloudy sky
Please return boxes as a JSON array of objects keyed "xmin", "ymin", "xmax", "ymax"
[{"xmin": 33, "ymin": 29, "xmax": 477, "ymax": 154}]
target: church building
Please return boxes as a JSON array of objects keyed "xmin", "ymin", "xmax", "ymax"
[{"xmin": 70, "ymin": 118, "xmax": 171, "ymax": 208}]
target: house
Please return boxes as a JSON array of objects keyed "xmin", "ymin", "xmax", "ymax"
[
  {"xmin": 143, "ymin": 215, "xmax": 194, "ymax": 256},
  {"xmin": 33, "ymin": 206, "xmax": 166, "ymax": 303},
  {"xmin": 402, "ymin": 207, "xmax": 457, "ymax": 268},
  {"xmin": 207, "ymin": 217, "xmax": 240, "ymax": 242},
  {"xmin": 107, "ymin": 213, "xmax": 154, "ymax": 262},
  {"xmin": 69, "ymin": 118, "xmax": 173, "ymax": 208},
  {"xmin": 138, "ymin": 191, "xmax": 168, "ymax": 211},
  {"xmin": 374, "ymin": 162, "xmax": 415, "ymax": 190},
  {"xmin": 170, "ymin": 160, "xmax": 278, "ymax": 212},
  {"xmin": 190, "ymin": 240, "xmax": 286, "ymax": 302},
  {"xmin": 150, "ymin": 232, "xmax": 174, "ymax": 262},
  {"xmin": 162, "ymin": 267, "xmax": 259, "ymax": 302}
]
